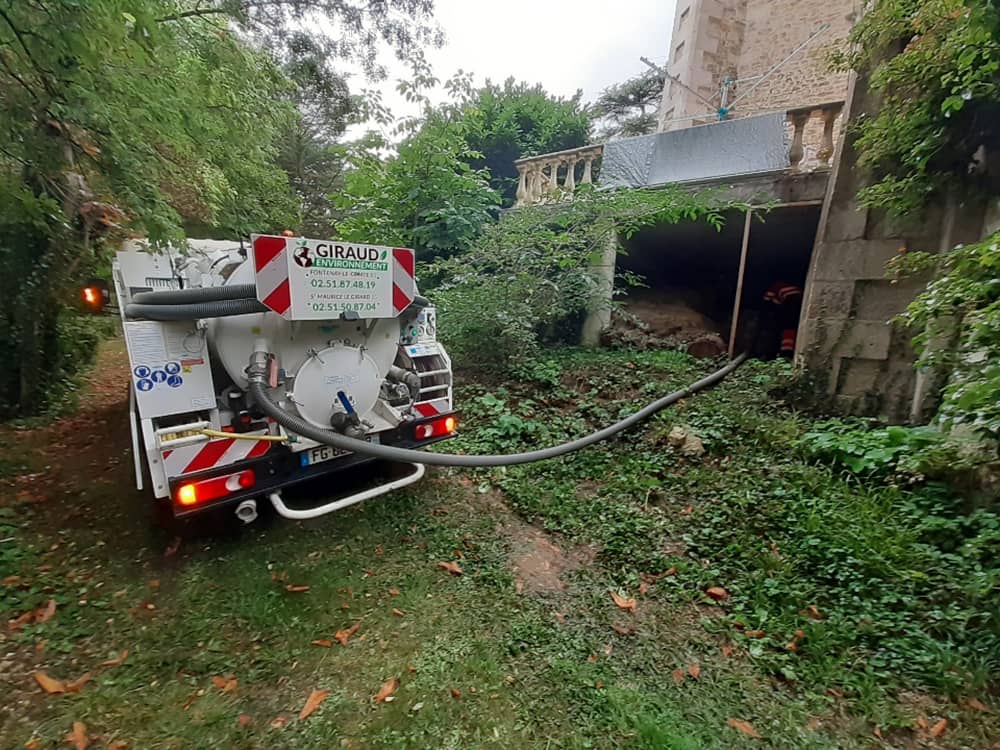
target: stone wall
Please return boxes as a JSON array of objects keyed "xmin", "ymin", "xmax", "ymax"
[
  {"xmin": 797, "ymin": 71, "xmax": 989, "ymax": 421},
  {"xmin": 658, "ymin": 0, "xmax": 858, "ymax": 131},
  {"xmin": 658, "ymin": 0, "xmax": 747, "ymax": 131},
  {"xmin": 735, "ymin": 0, "xmax": 857, "ymax": 116}
]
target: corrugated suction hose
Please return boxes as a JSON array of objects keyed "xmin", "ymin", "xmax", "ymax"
[{"xmin": 247, "ymin": 354, "xmax": 748, "ymax": 467}]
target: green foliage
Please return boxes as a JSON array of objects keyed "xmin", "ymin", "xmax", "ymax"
[
  {"xmin": 798, "ymin": 418, "xmax": 963, "ymax": 476},
  {"xmin": 592, "ymin": 68, "xmax": 665, "ymax": 140},
  {"xmin": 452, "ymin": 348, "xmax": 1000, "ymax": 700},
  {"xmin": 460, "ymin": 79, "xmax": 591, "ymax": 205},
  {"xmin": 429, "ymin": 186, "xmax": 733, "ymax": 370},
  {"xmin": 334, "ymin": 121, "xmax": 500, "ymax": 260},
  {"xmin": 889, "ymin": 231, "xmax": 1000, "ymax": 440},
  {"xmin": 0, "ymin": 0, "xmax": 435, "ymax": 416},
  {"xmin": 837, "ymin": 0, "xmax": 1000, "ymax": 214}
]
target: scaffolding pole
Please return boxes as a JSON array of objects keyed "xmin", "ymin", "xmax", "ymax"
[{"xmin": 728, "ymin": 210, "xmax": 753, "ymax": 359}]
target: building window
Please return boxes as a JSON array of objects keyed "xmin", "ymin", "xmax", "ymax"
[
  {"xmin": 678, "ymin": 6, "xmax": 690, "ymax": 26},
  {"xmin": 674, "ymin": 41, "xmax": 686, "ymax": 61}
]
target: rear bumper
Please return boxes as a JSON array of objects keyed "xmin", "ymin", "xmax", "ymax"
[{"xmin": 166, "ymin": 425, "xmax": 454, "ymax": 519}]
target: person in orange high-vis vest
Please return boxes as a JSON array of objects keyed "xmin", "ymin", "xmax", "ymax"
[{"xmin": 763, "ymin": 281, "xmax": 802, "ymax": 357}]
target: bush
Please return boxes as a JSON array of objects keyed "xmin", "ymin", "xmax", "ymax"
[
  {"xmin": 428, "ymin": 186, "xmax": 733, "ymax": 371},
  {"xmin": 797, "ymin": 418, "xmax": 969, "ymax": 478}
]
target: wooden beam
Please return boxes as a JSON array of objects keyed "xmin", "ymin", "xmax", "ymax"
[{"xmin": 728, "ymin": 210, "xmax": 753, "ymax": 359}]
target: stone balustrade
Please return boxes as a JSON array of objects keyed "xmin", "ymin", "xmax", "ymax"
[
  {"xmin": 786, "ymin": 101, "xmax": 845, "ymax": 172},
  {"xmin": 514, "ymin": 145, "xmax": 604, "ymax": 207}
]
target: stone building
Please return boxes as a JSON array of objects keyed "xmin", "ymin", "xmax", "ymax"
[
  {"xmin": 658, "ymin": 0, "xmax": 859, "ymax": 131},
  {"xmin": 513, "ymin": 0, "xmax": 996, "ymax": 423}
]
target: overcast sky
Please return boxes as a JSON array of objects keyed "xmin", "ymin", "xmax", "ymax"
[{"xmin": 345, "ymin": 0, "xmax": 678, "ymax": 138}]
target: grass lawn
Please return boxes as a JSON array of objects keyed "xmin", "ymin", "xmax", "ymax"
[{"xmin": 1, "ymin": 340, "xmax": 995, "ymax": 749}]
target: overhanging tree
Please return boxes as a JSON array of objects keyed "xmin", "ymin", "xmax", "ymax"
[{"xmin": 0, "ymin": 0, "xmax": 440, "ymax": 415}]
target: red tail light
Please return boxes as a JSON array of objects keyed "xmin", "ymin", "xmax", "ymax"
[
  {"xmin": 176, "ymin": 470, "xmax": 256, "ymax": 507},
  {"xmin": 414, "ymin": 415, "xmax": 457, "ymax": 441}
]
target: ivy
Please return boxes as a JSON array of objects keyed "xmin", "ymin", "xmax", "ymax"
[
  {"xmin": 836, "ymin": 0, "xmax": 1000, "ymax": 215},
  {"xmin": 890, "ymin": 233, "xmax": 1000, "ymax": 440}
]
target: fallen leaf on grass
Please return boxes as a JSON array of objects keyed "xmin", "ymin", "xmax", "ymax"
[
  {"xmin": 705, "ymin": 586, "xmax": 729, "ymax": 601},
  {"xmin": 270, "ymin": 715, "xmax": 290, "ymax": 729},
  {"xmin": 34, "ymin": 670, "xmax": 65, "ymax": 694},
  {"xmin": 101, "ymin": 650, "xmax": 128, "ymax": 667},
  {"xmin": 68, "ymin": 721, "xmax": 88, "ymax": 750},
  {"xmin": 726, "ymin": 718, "xmax": 761, "ymax": 738},
  {"xmin": 65, "ymin": 673, "xmax": 92, "ymax": 693},
  {"xmin": 406, "ymin": 664, "xmax": 417, "ymax": 674},
  {"xmin": 672, "ymin": 669, "xmax": 685, "ymax": 685},
  {"xmin": 929, "ymin": 719, "xmax": 948, "ymax": 737},
  {"xmin": 721, "ymin": 645, "xmax": 734, "ymax": 657},
  {"xmin": 9, "ymin": 610, "xmax": 35, "ymax": 631},
  {"xmin": 609, "ymin": 590, "xmax": 636, "ymax": 612},
  {"xmin": 238, "ymin": 714, "xmax": 252, "ymax": 727},
  {"xmin": 553, "ymin": 612, "xmax": 566, "ymax": 624},
  {"xmin": 35, "ymin": 599, "xmax": 57, "ymax": 623},
  {"xmin": 148, "ymin": 580, "xmax": 159, "ymax": 589},
  {"xmin": 873, "ymin": 727, "xmax": 883, "ymax": 739},
  {"xmin": 334, "ymin": 622, "xmax": 360, "ymax": 646},
  {"xmin": 299, "ymin": 689, "xmax": 329, "ymax": 720},
  {"xmin": 311, "ymin": 639, "xmax": 333, "ymax": 648},
  {"xmin": 437, "ymin": 561, "xmax": 463, "ymax": 576},
  {"xmin": 449, "ymin": 687, "xmax": 461, "ymax": 700},
  {"xmin": 966, "ymin": 697, "xmax": 987, "ymax": 712},
  {"xmin": 374, "ymin": 678, "xmax": 399, "ymax": 704},
  {"xmin": 106, "ymin": 741, "xmax": 128, "ymax": 749},
  {"xmin": 805, "ymin": 604, "xmax": 823, "ymax": 620},
  {"xmin": 915, "ymin": 716, "xmax": 929, "ymax": 731},
  {"xmin": 2, "ymin": 575, "xmax": 21, "ymax": 586},
  {"xmin": 744, "ymin": 630, "xmax": 766, "ymax": 639},
  {"xmin": 391, "ymin": 608, "xmax": 404, "ymax": 617},
  {"xmin": 211, "ymin": 675, "xmax": 237, "ymax": 693},
  {"xmin": 24, "ymin": 738, "xmax": 41, "ymax": 749},
  {"xmin": 638, "ymin": 581, "xmax": 649, "ymax": 596},
  {"xmin": 388, "ymin": 588, "xmax": 400, "ymax": 596},
  {"xmin": 284, "ymin": 584, "xmax": 310, "ymax": 593},
  {"xmin": 611, "ymin": 624, "xmax": 635, "ymax": 635},
  {"xmin": 687, "ymin": 663, "xmax": 701, "ymax": 679}
]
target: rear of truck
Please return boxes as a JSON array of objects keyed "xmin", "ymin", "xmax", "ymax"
[{"xmin": 114, "ymin": 235, "xmax": 456, "ymax": 522}]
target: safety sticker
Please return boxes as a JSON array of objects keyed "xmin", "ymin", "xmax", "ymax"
[
  {"xmin": 167, "ymin": 375, "xmax": 183, "ymax": 388},
  {"xmin": 133, "ymin": 365, "xmax": 151, "ymax": 378},
  {"xmin": 136, "ymin": 379, "xmax": 154, "ymax": 392},
  {"xmin": 164, "ymin": 362, "xmax": 181, "ymax": 375},
  {"xmin": 151, "ymin": 370, "xmax": 168, "ymax": 384}
]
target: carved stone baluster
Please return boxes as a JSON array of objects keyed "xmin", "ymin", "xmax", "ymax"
[
  {"xmin": 546, "ymin": 160, "xmax": 560, "ymax": 193},
  {"xmin": 515, "ymin": 164, "xmax": 528, "ymax": 206},
  {"xmin": 581, "ymin": 156, "xmax": 594, "ymax": 184},
  {"xmin": 817, "ymin": 105, "xmax": 839, "ymax": 167},
  {"xmin": 529, "ymin": 166, "xmax": 544, "ymax": 202},
  {"xmin": 788, "ymin": 111, "xmax": 811, "ymax": 171},
  {"xmin": 564, "ymin": 158, "xmax": 577, "ymax": 191}
]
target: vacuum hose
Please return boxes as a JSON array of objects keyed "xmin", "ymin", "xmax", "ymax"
[
  {"xmin": 125, "ymin": 298, "xmax": 268, "ymax": 320},
  {"xmin": 131, "ymin": 284, "xmax": 258, "ymax": 305},
  {"xmin": 247, "ymin": 353, "xmax": 748, "ymax": 467}
]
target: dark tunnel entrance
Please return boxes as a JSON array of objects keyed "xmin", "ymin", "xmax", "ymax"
[{"xmin": 615, "ymin": 204, "xmax": 822, "ymax": 358}]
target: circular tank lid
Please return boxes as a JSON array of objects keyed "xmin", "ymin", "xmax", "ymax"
[{"xmin": 291, "ymin": 345, "xmax": 382, "ymax": 430}]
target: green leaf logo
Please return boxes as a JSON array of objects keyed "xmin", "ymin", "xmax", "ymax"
[{"xmin": 380, "ymin": 250, "xmax": 387, "ymax": 260}]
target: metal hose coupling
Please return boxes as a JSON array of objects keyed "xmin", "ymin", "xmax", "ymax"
[{"xmin": 245, "ymin": 341, "xmax": 272, "ymax": 385}]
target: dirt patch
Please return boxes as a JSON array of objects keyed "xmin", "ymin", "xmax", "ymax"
[{"xmin": 505, "ymin": 515, "xmax": 596, "ymax": 595}]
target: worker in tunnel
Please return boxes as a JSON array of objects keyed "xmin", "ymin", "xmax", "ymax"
[{"xmin": 762, "ymin": 280, "xmax": 803, "ymax": 358}]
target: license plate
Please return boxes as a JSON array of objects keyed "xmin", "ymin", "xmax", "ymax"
[{"xmin": 302, "ymin": 435, "xmax": 379, "ymax": 466}]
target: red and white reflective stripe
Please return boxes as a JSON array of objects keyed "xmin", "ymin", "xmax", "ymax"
[
  {"xmin": 253, "ymin": 235, "xmax": 291, "ymax": 316},
  {"xmin": 780, "ymin": 328, "xmax": 797, "ymax": 353},
  {"xmin": 161, "ymin": 434, "xmax": 272, "ymax": 477},
  {"xmin": 413, "ymin": 397, "xmax": 450, "ymax": 418},
  {"xmin": 392, "ymin": 248, "xmax": 415, "ymax": 315}
]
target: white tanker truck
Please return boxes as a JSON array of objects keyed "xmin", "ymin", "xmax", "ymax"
[{"xmin": 112, "ymin": 234, "xmax": 456, "ymax": 523}]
